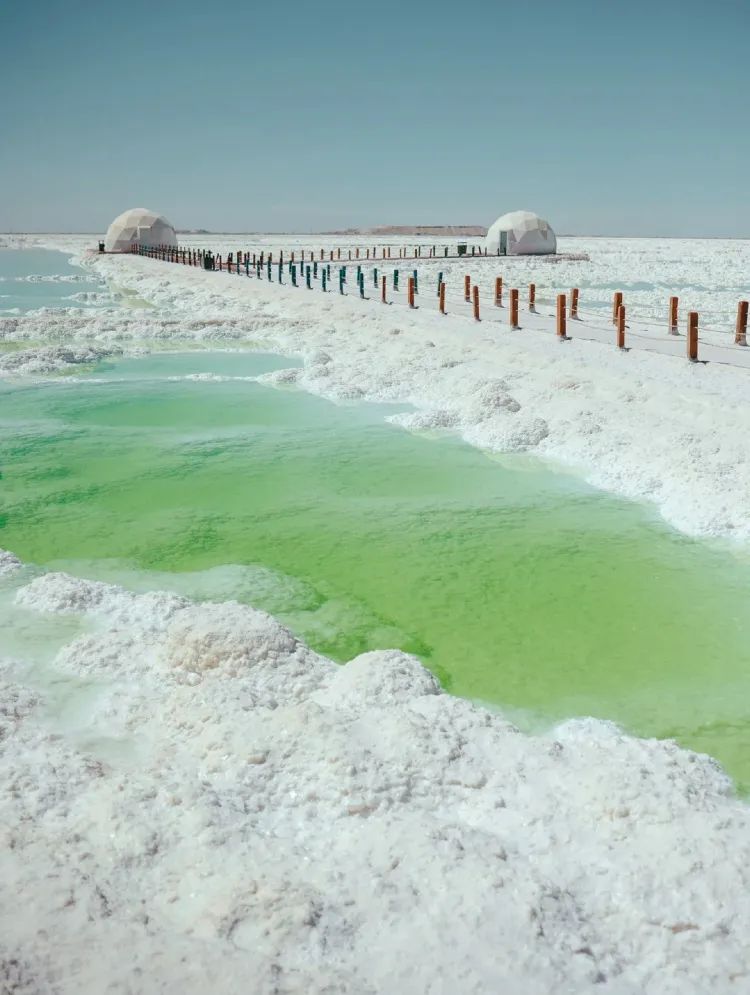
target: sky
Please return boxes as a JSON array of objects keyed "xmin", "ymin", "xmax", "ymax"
[{"xmin": 0, "ymin": 0, "xmax": 748, "ymax": 236}]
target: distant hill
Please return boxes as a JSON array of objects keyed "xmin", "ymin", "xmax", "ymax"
[{"xmin": 323, "ymin": 225, "xmax": 487, "ymax": 237}]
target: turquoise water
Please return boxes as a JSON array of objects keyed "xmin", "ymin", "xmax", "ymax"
[
  {"xmin": 3, "ymin": 350, "xmax": 750, "ymax": 788},
  {"xmin": 0, "ymin": 248, "xmax": 103, "ymax": 313}
]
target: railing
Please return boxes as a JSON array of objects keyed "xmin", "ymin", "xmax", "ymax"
[{"xmin": 129, "ymin": 242, "xmax": 750, "ymax": 366}]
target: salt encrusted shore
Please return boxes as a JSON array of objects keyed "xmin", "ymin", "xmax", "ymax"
[
  {"xmin": 14, "ymin": 240, "xmax": 750, "ymax": 540},
  {"xmin": 3, "ymin": 237, "xmax": 750, "ymax": 992},
  {"xmin": 2, "ymin": 557, "xmax": 750, "ymax": 994}
]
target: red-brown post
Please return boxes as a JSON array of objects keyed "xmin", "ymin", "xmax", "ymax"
[
  {"xmin": 510, "ymin": 289, "xmax": 519, "ymax": 329},
  {"xmin": 439, "ymin": 282, "xmax": 446, "ymax": 315},
  {"xmin": 495, "ymin": 277, "xmax": 503, "ymax": 307},
  {"xmin": 381, "ymin": 275, "xmax": 387, "ymax": 304},
  {"xmin": 337, "ymin": 248, "xmax": 341, "ymax": 259},
  {"xmin": 612, "ymin": 291, "xmax": 623, "ymax": 325},
  {"xmin": 557, "ymin": 294, "xmax": 567, "ymax": 338},
  {"xmin": 464, "ymin": 275, "xmax": 471, "ymax": 302},
  {"xmin": 669, "ymin": 296, "xmax": 679, "ymax": 334},
  {"xmin": 687, "ymin": 312, "xmax": 699, "ymax": 361},
  {"xmin": 408, "ymin": 276, "xmax": 415, "ymax": 309},
  {"xmin": 617, "ymin": 304, "xmax": 626, "ymax": 349},
  {"xmin": 570, "ymin": 288, "xmax": 579, "ymax": 318},
  {"xmin": 473, "ymin": 285, "xmax": 480, "ymax": 321},
  {"xmin": 529, "ymin": 283, "xmax": 536, "ymax": 311},
  {"xmin": 356, "ymin": 248, "xmax": 360, "ymax": 259},
  {"xmin": 735, "ymin": 300, "xmax": 748, "ymax": 345}
]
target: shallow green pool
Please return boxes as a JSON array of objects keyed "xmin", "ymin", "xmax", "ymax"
[{"xmin": 3, "ymin": 351, "xmax": 750, "ymax": 786}]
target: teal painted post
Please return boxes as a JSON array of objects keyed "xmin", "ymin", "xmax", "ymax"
[
  {"xmin": 322, "ymin": 270, "xmax": 327, "ymax": 292},
  {"xmin": 314, "ymin": 261, "xmax": 318, "ymax": 278},
  {"xmin": 278, "ymin": 260, "xmax": 283, "ymax": 282},
  {"xmin": 339, "ymin": 269, "xmax": 345, "ymax": 294},
  {"xmin": 373, "ymin": 267, "xmax": 378, "ymax": 287},
  {"xmin": 306, "ymin": 266, "xmax": 311, "ymax": 289},
  {"xmin": 291, "ymin": 264, "xmax": 297, "ymax": 287},
  {"xmin": 359, "ymin": 272, "xmax": 365, "ymax": 298},
  {"xmin": 437, "ymin": 272, "xmax": 443, "ymax": 296},
  {"xmin": 394, "ymin": 269, "xmax": 399, "ymax": 291},
  {"xmin": 267, "ymin": 258, "xmax": 272, "ymax": 280},
  {"xmin": 413, "ymin": 269, "xmax": 418, "ymax": 294}
]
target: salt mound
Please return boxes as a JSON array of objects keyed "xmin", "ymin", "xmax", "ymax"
[
  {"xmin": 0, "ymin": 549, "xmax": 22, "ymax": 576},
  {"xmin": 315, "ymin": 648, "xmax": 440, "ymax": 709},
  {"xmin": 164, "ymin": 601, "xmax": 304, "ymax": 673},
  {"xmin": 3, "ymin": 557, "xmax": 750, "ymax": 992}
]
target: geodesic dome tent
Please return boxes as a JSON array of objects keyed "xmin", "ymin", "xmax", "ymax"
[
  {"xmin": 485, "ymin": 211, "xmax": 556, "ymax": 255},
  {"xmin": 103, "ymin": 208, "xmax": 177, "ymax": 253}
]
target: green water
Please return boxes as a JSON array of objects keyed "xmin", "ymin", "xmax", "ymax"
[{"xmin": 2, "ymin": 351, "xmax": 750, "ymax": 786}]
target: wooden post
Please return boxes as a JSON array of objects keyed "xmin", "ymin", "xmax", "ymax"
[
  {"xmin": 735, "ymin": 300, "xmax": 748, "ymax": 345},
  {"xmin": 356, "ymin": 248, "xmax": 360, "ymax": 259},
  {"xmin": 408, "ymin": 276, "xmax": 415, "ymax": 308},
  {"xmin": 464, "ymin": 274, "xmax": 471, "ymax": 302},
  {"xmin": 617, "ymin": 304, "xmax": 626, "ymax": 349},
  {"xmin": 669, "ymin": 296, "xmax": 679, "ymax": 335},
  {"xmin": 495, "ymin": 277, "xmax": 503, "ymax": 307},
  {"xmin": 528, "ymin": 283, "xmax": 536, "ymax": 311},
  {"xmin": 439, "ymin": 282, "xmax": 446, "ymax": 314},
  {"xmin": 557, "ymin": 294, "xmax": 567, "ymax": 339},
  {"xmin": 612, "ymin": 291, "xmax": 623, "ymax": 325},
  {"xmin": 570, "ymin": 288, "xmax": 579, "ymax": 318},
  {"xmin": 687, "ymin": 312, "xmax": 699, "ymax": 361},
  {"xmin": 381, "ymin": 275, "xmax": 386, "ymax": 303},
  {"xmin": 510, "ymin": 289, "xmax": 519, "ymax": 329},
  {"xmin": 473, "ymin": 286, "xmax": 480, "ymax": 321}
]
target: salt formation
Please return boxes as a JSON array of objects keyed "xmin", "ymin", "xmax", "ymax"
[
  {"xmin": 1, "ymin": 556, "xmax": 750, "ymax": 993},
  {"xmin": 485, "ymin": 210, "xmax": 557, "ymax": 255},
  {"xmin": 103, "ymin": 208, "xmax": 177, "ymax": 253}
]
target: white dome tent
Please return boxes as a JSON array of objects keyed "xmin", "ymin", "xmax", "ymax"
[
  {"xmin": 485, "ymin": 210, "xmax": 556, "ymax": 256},
  {"xmin": 103, "ymin": 208, "xmax": 177, "ymax": 253}
]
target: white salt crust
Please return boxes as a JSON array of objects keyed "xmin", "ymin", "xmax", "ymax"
[
  {"xmin": 2, "ymin": 234, "xmax": 749, "ymax": 541},
  {"xmin": 1, "ymin": 559, "xmax": 750, "ymax": 993}
]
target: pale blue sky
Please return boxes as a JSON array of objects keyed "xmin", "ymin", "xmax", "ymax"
[{"xmin": 1, "ymin": 0, "xmax": 747, "ymax": 235}]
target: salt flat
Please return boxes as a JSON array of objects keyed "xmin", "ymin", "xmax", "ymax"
[{"xmin": 2, "ymin": 236, "xmax": 750, "ymax": 994}]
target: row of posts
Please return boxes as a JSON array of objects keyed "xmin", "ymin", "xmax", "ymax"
[{"xmin": 134, "ymin": 244, "xmax": 750, "ymax": 362}]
